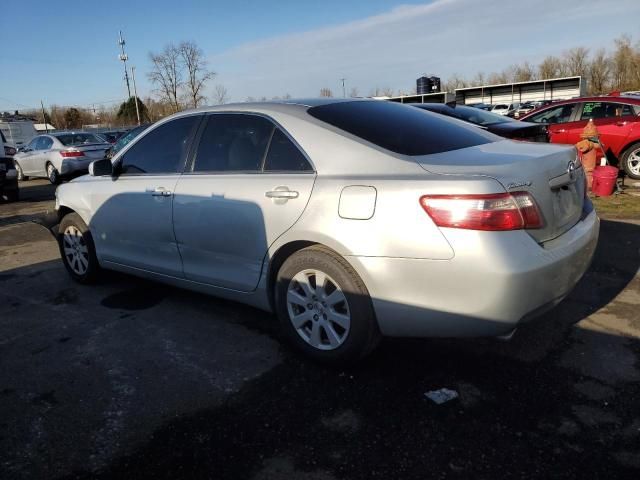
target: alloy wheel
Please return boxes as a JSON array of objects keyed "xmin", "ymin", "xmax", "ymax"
[
  {"xmin": 286, "ymin": 269, "xmax": 351, "ymax": 350},
  {"xmin": 628, "ymin": 148, "xmax": 640, "ymax": 176},
  {"xmin": 62, "ymin": 225, "xmax": 89, "ymax": 275}
]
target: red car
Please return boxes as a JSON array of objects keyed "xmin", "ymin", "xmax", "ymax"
[{"xmin": 520, "ymin": 95, "xmax": 640, "ymax": 179}]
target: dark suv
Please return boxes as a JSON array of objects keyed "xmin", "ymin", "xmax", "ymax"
[{"xmin": 520, "ymin": 95, "xmax": 640, "ymax": 179}]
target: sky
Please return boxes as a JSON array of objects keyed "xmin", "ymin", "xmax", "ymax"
[{"xmin": 1, "ymin": 0, "xmax": 639, "ymax": 112}]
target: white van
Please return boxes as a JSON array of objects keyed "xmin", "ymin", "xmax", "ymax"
[{"xmin": 0, "ymin": 120, "xmax": 37, "ymax": 150}]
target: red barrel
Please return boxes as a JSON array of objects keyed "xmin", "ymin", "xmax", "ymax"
[{"xmin": 591, "ymin": 165, "xmax": 618, "ymax": 196}]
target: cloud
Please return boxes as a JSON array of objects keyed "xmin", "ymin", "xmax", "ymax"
[{"xmin": 211, "ymin": 0, "xmax": 640, "ymax": 101}]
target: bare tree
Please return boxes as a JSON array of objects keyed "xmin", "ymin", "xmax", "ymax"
[
  {"xmin": 213, "ymin": 84, "xmax": 229, "ymax": 105},
  {"xmin": 589, "ymin": 49, "xmax": 610, "ymax": 94},
  {"xmin": 349, "ymin": 87, "xmax": 359, "ymax": 98},
  {"xmin": 179, "ymin": 41, "xmax": 215, "ymax": 108},
  {"xmin": 611, "ymin": 35, "xmax": 635, "ymax": 90},
  {"xmin": 320, "ymin": 88, "xmax": 333, "ymax": 97},
  {"xmin": 538, "ymin": 55, "xmax": 563, "ymax": 79},
  {"xmin": 283, "ymin": 93, "xmax": 292, "ymax": 100},
  {"xmin": 381, "ymin": 86, "xmax": 394, "ymax": 97},
  {"xmin": 512, "ymin": 62, "xmax": 536, "ymax": 82},
  {"xmin": 442, "ymin": 74, "xmax": 467, "ymax": 91},
  {"xmin": 562, "ymin": 47, "xmax": 590, "ymax": 78},
  {"xmin": 148, "ymin": 44, "xmax": 183, "ymax": 112}
]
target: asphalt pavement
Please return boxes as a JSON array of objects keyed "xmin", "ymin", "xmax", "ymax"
[{"xmin": 1, "ymin": 180, "xmax": 640, "ymax": 479}]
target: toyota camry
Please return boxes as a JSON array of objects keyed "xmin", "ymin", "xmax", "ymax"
[{"xmin": 54, "ymin": 99, "xmax": 599, "ymax": 363}]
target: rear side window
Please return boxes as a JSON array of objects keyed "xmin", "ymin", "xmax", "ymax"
[
  {"xmin": 193, "ymin": 114, "xmax": 273, "ymax": 172},
  {"xmin": 264, "ymin": 129, "xmax": 312, "ymax": 172},
  {"xmin": 38, "ymin": 137, "xmax": 53, "ymax": 150},
  {"xmin": 308, "ymin": 101, "xmax": 495, "ymax": 156},
  {"xmin": 580, "ymin": 102, "xmax": 637, "ymax": 120},
  {"xmin": 121, "ymin": 115, "xmax": 200, "ymax": 175}
]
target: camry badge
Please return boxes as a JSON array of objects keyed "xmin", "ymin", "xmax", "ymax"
[{"xmin": 506, "ymin": 181, "xmax": 532, "ymax": 190}]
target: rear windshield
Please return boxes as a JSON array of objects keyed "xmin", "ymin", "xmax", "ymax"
[
  {"xmin": 307, "ymin": 101, "xmax": 495, "ymax": 156},
  {"xmin": 55, "ymin": 133, "xmax": 104, "ymax": 146}
]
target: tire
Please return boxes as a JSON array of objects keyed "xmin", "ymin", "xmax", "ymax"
[
  {"xmin": 621, "ymin": 142, "xmax": 640, "ymax": 180},
  {"xmin": 275, "ymin": 245, "xmax": 380, "ymax": 364},
  {"xmin": 47, "ymin": 163, "xmax": 60, "ymax": 185},
  {"xmin": 15, "ymin": 162, "xmax": 28, "ymax": 181},
  {"xmin": 5, "ymin": 186, "xmax": 19, "ymax": 202},
  {"xmin": 58, "ymin": 213, "xmax": 101, "ymax": 284}
]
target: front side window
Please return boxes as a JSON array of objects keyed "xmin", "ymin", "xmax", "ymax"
[
  {"xmin": 527, "ymin": 104, "xmax": 576, "ymax": 124},
  {"xmin": 27, "ymin": 137, "xmax": 40, "ymax": 150},
  {"xmin": 121, "ymin": 116, "xmax": 200, "ymax": 175},
  {"xmin": 193, "ymin": 114, "xmax": 273, "ymax": 172}
]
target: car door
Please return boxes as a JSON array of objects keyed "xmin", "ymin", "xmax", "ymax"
[
  {"xmin": 36, "ymin": 136, "xmax": 54, "ymax": 176},
  {"xmin": 18, "ymin": 137, "xmax": 42, "ymax": 175},
  {"xmin": 525, "ymin": 103, "xmax": 578, "ymax": 144},
  {"xmin": 172, "ymin": 113, "xmax": 316, "ymax": 292},
  {"xmin": 87, "ymin": 114, "xmax": 201, "ymax": 276}
]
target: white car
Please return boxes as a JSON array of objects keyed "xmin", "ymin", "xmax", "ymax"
[
  {"xmin": 14, "ymin": 132, "xmax": 111, "ymax": 184},
  {"xmin": 0, "ymin": 120, "xmax": 37, "ymax": 151},
  {"xmin": 491, "ymin": 103, "xmax": 520, "ymax": 116}
]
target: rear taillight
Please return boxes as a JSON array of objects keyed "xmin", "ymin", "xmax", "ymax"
[
  {"xmin": 60, "ymin": 150, "xmax": 84, "ymax": 158},
  {"xmin": 420, "ymin": 192, "xmax": 543, "ymax": 231},
  {"xmin": 4, "ymin": 146, "xmax": 16, "ymax": 156}
]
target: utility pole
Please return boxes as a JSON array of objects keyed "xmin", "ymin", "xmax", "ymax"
[
  {"xmin": 131, "ymin": 66, "xmax": 141, "ymax": 125},
  {"xmin": 340, "ymin": 78, "xmax": 346, "ymax": 98},
  {"xmin": 40, "ymin": 100, "xmax": 48, "ymax": 133},
  {"xmin": 118, "ymin": 30, "xmax": 132, "ymax": 98}
]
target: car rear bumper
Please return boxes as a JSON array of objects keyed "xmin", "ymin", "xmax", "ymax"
[
  {"xmin": 60, "ymin": 158, "xmax": 94, "ymax": 175},
  {"xmin": 347, "ymin": 209, "xmax": 599, "ymax": 337}
]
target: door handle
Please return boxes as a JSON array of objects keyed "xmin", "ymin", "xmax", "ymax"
[
  {"xmin": 616, "ymin": 121, "xmax": 627, "ymax": 127},
  {"xmin": 265, "ymin": 187, "xmax": 299, "ymax": 199},
  {"xmin": 555, "ymin": 129, "xmax": 567, "ymax": 133},
  {"xmin": 147, "ymin": 187, "xmax": 172, "ymax": 197}
]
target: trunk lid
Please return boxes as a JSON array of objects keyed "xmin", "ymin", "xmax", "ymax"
[
  {"xmin": 415, "ymin": 140, "xmax": 585, "ymax": 243},
  {"xmin": 71, "ymin": 144, "xmax": 110, "ymax": 159}
]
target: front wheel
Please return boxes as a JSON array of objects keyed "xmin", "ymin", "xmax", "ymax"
[
  {"xmin": 275, "ymin": 245, "xmax": 380, "ymax": 364},
  {"xmin": 47, "ymin": 163, "xmax": 60, "ymax": 184},
  {"xmin": 58, "ymin": 213, "xmax": 101, "ymax": 283},
  {"xmin": 621, "ymin": 143, "xmax": 640, "ymax": 180}
]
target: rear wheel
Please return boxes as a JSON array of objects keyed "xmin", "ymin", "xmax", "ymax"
[
  {"xmin": 621, "ymin": 143, "xmax": 640, "ymax": 180},
  {"xmin": 15, "ymin": 162, "xmax": 28, "ymax": 181},
  {"xmin": 58, "ymin": 213, "xmax": 100, "ymax": 284},
  {"xmin": 275, "ymin": 245, "xmax": 380, "ymax": 364},
  {"xmin": 47, "ymin": 163, "xmax": 60, "ymax": 185}
]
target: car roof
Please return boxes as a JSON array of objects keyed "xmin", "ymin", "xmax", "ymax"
[{"xmin": 548, "ymin": 95, "xmax": 640, "ymax": 105}]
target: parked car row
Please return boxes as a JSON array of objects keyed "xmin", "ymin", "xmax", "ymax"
[
  {"xmin": 53, "ymin": 99, "xmax": 598, "ymax": 363},
  {"xmin": 12, "ymin": 125, "xmax": 149, "ymax": 185},
  {"xmin": 520, "ymin": 95, "xmax": 640, "ymax": 179}
]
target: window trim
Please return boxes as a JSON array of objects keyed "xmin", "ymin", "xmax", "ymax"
[
  {"xmin": 184, "ymin": 111, "xmax": 316, "ymax": 175},
  {"xmin": 117, "ymin": 113, "xmax": 204, "ymax": 177}
]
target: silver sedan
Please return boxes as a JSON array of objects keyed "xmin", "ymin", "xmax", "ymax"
[
  {"xmin": 14, "ymin": 132, "xmax": 110, "ymax": 184},
  {"xmin": 54, "ymin": 99, "xmax": 599, "ymax": 363}
]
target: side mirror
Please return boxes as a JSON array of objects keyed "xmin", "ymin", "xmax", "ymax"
[{"xmin": 89, "ymin": 158, "xmax": 113, "ymax": 176}]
